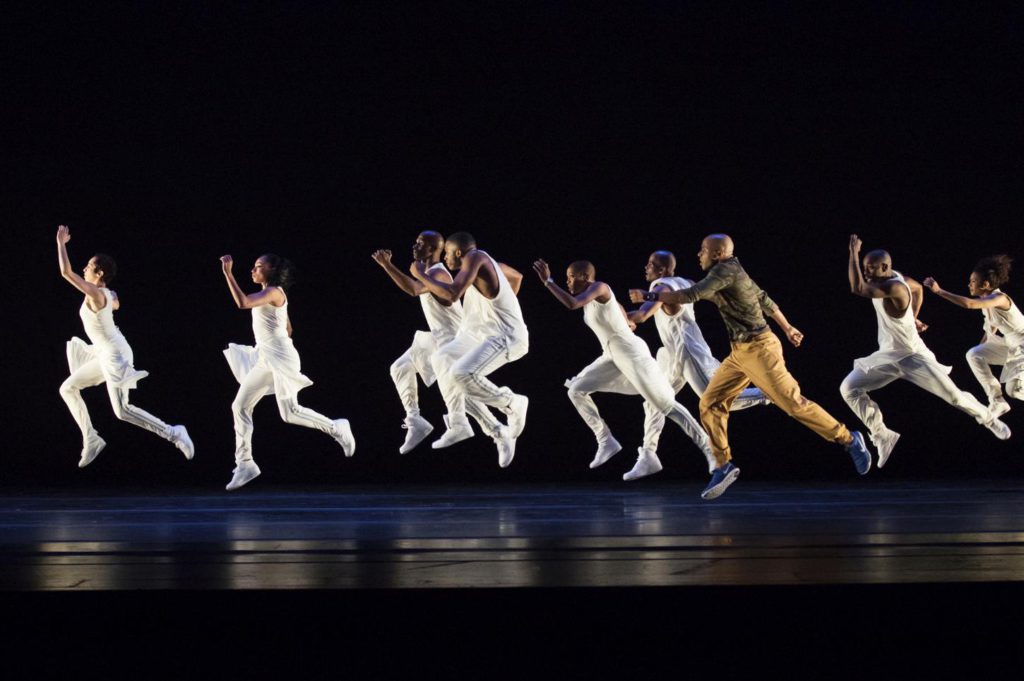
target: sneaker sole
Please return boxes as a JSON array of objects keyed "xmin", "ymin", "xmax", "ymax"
[
  {"xmin": 431, "ymin": 430, "xmax": 474, "ymax": 449},
  {"xmin": 79, "ymin": 439, "xmax": 107, "ymax": 468},
  {"xmin": 399, "ymin": 424, "xmax": 435, "ymax": 454},
  {"xmin": 701, "ymin": 467, "xmax": 740, "ymax": 500},
  {"xmin": 226, "ymin": 466, "xmax": 261, "ymax": 491},
  {"xmin": 589, "ymin": 442, "xmax": 622, "ymax": 469},
  {"xmin": 876, "ymin": 432, "xmax": 900, "ymax": 469}
]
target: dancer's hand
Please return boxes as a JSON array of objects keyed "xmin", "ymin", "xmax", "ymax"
[
  {"xmin": 56, "ymin": 225, "xmax": 71, "ymax": 244},
  {"xmin": 532, "ymin": 259, "xmax": 551, "ymax": 283},
  {"xmin": 922, "ymin": 277, "xmax": 940, "ymax": 293},
  {"xmin": 371, "ymin": 249, "xmax": 393, "ymax": 266},
  {"xmin": 220, "ymin": 255, "xmax": 234, "ymax": 272},
  {"xmin": 783, "ymin": 325, "xmax": 804, "ymax": 347},
  {"xmin": 915, "ymin": 318, "xmax": 929, "ymax": 333},
  {"xmin": 628, "ymin": 289, "xmax": 647, "ymax": 303},
  {"xmin": 409, "ymin": 260, "xmax": 427, "ymax": 278},
  {"xmin": 849, "ymin": 234, "xmax": 862, "ymax": 253}
]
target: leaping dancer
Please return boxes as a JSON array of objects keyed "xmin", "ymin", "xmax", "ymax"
[
  {"xmin": 56, "ymin": 225, "xmax": 194, "ymax": 468},
  {"xmin": 840, "ymin": 236, "xmax": 1010, "ymax": 469}
]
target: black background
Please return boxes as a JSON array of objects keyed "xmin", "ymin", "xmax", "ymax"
[{"xmin": 4, "ymin": 1, "xmax": 1023, "ymax": 489}]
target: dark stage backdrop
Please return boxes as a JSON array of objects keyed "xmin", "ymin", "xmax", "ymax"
[{"xmin": 4, "ymin": 1, "xmax": 1023, "ymax": 488}]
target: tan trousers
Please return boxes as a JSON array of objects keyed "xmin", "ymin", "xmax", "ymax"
[{"xmin": 699, "ymin": 331, "xmax": 852, "ymax": 466}]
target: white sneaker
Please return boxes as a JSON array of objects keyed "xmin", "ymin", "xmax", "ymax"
[
  {"xmin": 623, "ymin": 448, "xmax": 663, "ymax": 481},
  {"xmin": 990, "ymin": 398, "xmax": 1011, "ymax": 419},
  {"xmin": 589, "ymin": 435, "xmax": 622, "ymax": 469},
  {"xmin": 505, "ymin": 394, "xmax": 529, "ymax": 439},
  {"xmin": 78, "ymin": 433, "xmax": 107, "ymax": 468},
  {"xmin": 226, "ymin": 461, "xmax": 261, "ymax": 491},
  {"xmin": 332, "ymin": 419, "xmax": 356, "ymax": 457},
  {"xmin": 169, "ymin": 425, "xmax": 194, "ymax": 460},
  {"xmin": 399, "ymin": 415, "xmax": 434, "ymax": 454},
  {"xmin": 494, "ymin": 425, "xmax": 516, "ymax": 468},
  {"xmin": 872, "ymin": 430, "xmax": 901, "ymax": 469},
  {"xmin": 431, "ymin": 415, "xmax": 474, "ymax": 449},
  {"xmin": 983, "ymin": 417, "xmax": 1012, "ymax": 441}
]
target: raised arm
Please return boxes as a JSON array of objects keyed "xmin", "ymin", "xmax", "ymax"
[
  {"xmin": 848, "ymin": 235, "xmax": 889, "ymax": 299},
  {"xmin": 410, "ymin": 251, "xmax": 489, "ymax": 303},
  {"xmin": 532, "ymin": 259, "xmax": 610, "ymax": 310},
  {"xmin": 55, "ymin": 226, "xmax": 106, "ymax": 309},
  {"xmin": 372, "ymin": 249, "xmax": 427, "ymax": 297},
  {"xmin": 220, "ymin": 255, "xmax": 285, "ymax": 309},
  {"xmin": 500, "ymin": 263, "xmax": 523, "ymax": 295},
  {"xmin": 922, "ymin": 277, "xmax": 1011, "ymax": 311}
]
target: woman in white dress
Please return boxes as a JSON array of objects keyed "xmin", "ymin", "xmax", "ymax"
[
  {"xmin": 220, "ymin": 253, "xmax": 355, "ymax": 491},
  {"xmin": 925, "ymin": 255, "xmax": 1024, "ymax": 416},
  {"xmin": 56, "ymin": 225, "xmax": 194, "ymax": 468}
]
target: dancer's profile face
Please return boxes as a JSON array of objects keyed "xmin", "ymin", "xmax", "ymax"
[
  {"xmin": 412, "ymin": 234, "xmax": 433, "ymax": 261},
  {"xmin": 862, "ymin": 256, "xmax": 890, "ymax": 281},
  {"xmin": 645, "ymin": 254, "xmax": 667, "ymax": 281},
  {"xmin": 443, "ymin": 243, "xmax": 462, "ymax": 271},
  {"xmin": 251, "ymin": 258, "xmax": 273, "ymax": 285},
  {"xmin": 83, "ymin": 257, "xmax": 104, "ymax": 285},
  {"xmin": 968, "ymin": 272, "xmax": 990, "ymax": 297},
  {"xmin": 697, "ymin": 241, "xmax": 716, "ymax": 271},
  {"xmin": 566, "ymin": 267, "xmax": 591, "ymax": 294}
]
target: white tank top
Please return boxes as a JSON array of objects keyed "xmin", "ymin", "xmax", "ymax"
[
  {"xmin": 461, "ymin": 250, "xmax": 527, "ymax": 340},
  {"xmin": 983, "ymin": 290, "xmax": 1024, "ymax": 346},
  {"xmin": 873, "ymin": 272, "xmax": 927, "ymax": 354},
  {"xmin": 651, "ymin": 277, "xmax": 698, "ymax": 355},
  {"xmin": 583, "ymin": 287, "xmax": 633, "ymax": 346},
  {"xmin": 79, "ymin": 289, "xmax": 127, "ymax": 347},
  {"xmin": 421, "ymin": 262, "xmax": 462, "ymax": 343},
  {"xmin": 252, "ymin": 288, "xmax": 290, "ymax": 344}
]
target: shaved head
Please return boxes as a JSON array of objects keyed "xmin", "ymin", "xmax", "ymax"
[
  {"xmin": 864, "ymin": 249, "xmax": 891, "ymax": 266},
  {"xmin": 569, "ymin": 260, "xmax": 596, "ymax": 280},
  {"xmin": 704, "ymin": 234, "xmax": 734, "ymax": 256},
  {"xmin": 862, "ymin": 249, "xmax": 894, "ymax": 281},
  {"xmin": 447, "ymin": 231, "xmax": 476, "ymax": 253},
  {"xmin": 418, "ymin": 230, "xmax": 444, "ymax": 250},
  {"xmin": 650, "ymin": 250, "xmax": 676, "ymax": 273}
]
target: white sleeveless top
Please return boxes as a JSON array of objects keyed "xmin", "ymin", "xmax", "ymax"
[
  {"xmin": 79, "ymin": 289, "xmax": 127, "ymax": 348},
  {"xmin": 650, "ymin": 277, "xmax": 721, "ymax": 375},
  {"xmin": 583, "ymin": 287, "xmax": 633, "ymax": 346},
  {"xmin": 421, "ymin": 262, "xmax": 462, "ymax": 344},
  {"xmin": 461, "ymin": 250, "xmax": 527, "ymax": 342},
  {"xmin": 252, "ymin": 291, "xmax": 290, "ymax": 345},
  {"xmin": 982, "ymin": 290, "xmax": 1024, "ymax": 347},
  {"xmin": 855, "ymin": 271, "xmax": 947, "ymax": 373}
]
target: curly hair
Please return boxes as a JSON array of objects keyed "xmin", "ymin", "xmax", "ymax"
[
  {"xmin": 259, "ymin": 253, "xmax": 296, "ymax": 291},
  {"xmin": 972, "ymin": 255, "xmax": 1012, "ymax": 289}
]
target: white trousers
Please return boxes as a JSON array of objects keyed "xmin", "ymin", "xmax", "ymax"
[
  {"xmin": 60, "ymin": 358, "xmax": 173, "ymax": 443},
  {"xmin": 966, "ymin": 341, "xmax": 1024, "ymax": 403},
  {"xmin": 231, "ymin": 364, "xmax": 337, "ymax": 464},
  {"xmin": 840, "ymin": 354, "xmax": 994, "ymax": 438},
  {"xmin": 433, "ymin": 332, "xmax": 527, "ymax": 437},
  {"xmin": 390, "ymin": 331, "xmax": 440, "ymax": 417},
  {"xmin": 566, "ymin": 337, "xmax": 712, "ymax": 469},
  {"xmin": 643, "ymin": 347, "xmax": 764, "ymax": 453}
]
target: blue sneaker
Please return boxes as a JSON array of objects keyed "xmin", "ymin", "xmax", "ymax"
[
  {"xmin": 846, "ymin": 431, "xmax": 871, "ymax": 475},
  {"xmin": 701, "ymin": 462, "xmax": 740, "ymax": 500}
]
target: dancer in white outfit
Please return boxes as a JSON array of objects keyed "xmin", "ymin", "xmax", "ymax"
[
  {"xmin": 840, "ymin": 235, "xmax": 1010, "ymax": 468},
  {"xmin": 533, "ymin": 258, "xmax": 713, "ymax": 480},
  {"xmin": 628, "ymin": 250, "xmax": 767, "ymax": 465},
  {"xmin": 924, "ymin": 255, "xmax": 1024, "ymax": 416},
  {"xmin": 55, "ymin": 225, "xmax": 194, "ymax": 468},
  {"xmin": 372, "ymin": 231, "xmax": 463, "ymax": 453},
  {"xmin": 411, "ymin": 232, "xmax": 529, "ymax": 468},
  {"xmin": 220, "ymin": 253, "xmax": 355, "ymax": 491}
]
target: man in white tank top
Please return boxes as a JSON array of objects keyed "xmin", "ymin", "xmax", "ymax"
[
  {"xmin": 628, "ymin": 250, "xmax": 768, "ymax": 462},
  {"xmin": 534, "ymin": 258, "xmax": 714, "ymax": 481},
  {"xmin": 373, "ymin": 231, "xmax": 463, "ymax": 454},
  {"xmin": 841, "ymin": 236, "xmax": 1010, "ymax": 468},
  {"xmin": 411, "ymin": 232, "xmax": 529, "ymax": 468}
]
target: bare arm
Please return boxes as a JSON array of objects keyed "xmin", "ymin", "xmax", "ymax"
[
  {"xmin": 410, "ymin": 251, "xmax": 488, "ymax": 303},
  {"xmin": 903, "ymin": 276, "xmax": 929, "ymax": 332},
  {"xmin": 372, "ymin": 249, "xmax": 426, "ymax": 296},
  {"xmin": 769, "ymin": 307, "xmax": 804, "ymax": 347},
  {"xmin": 500, "ymin": 263, "xmax": 523, "ymax": 295},
  {"xmin": 923, "ymin": 277, "xmax": 1011, "ymax": 311},
  {"xmin": 532, "ymin": 259, "xmax": 610, "ymax": 310},
  {"xmin": 848, "ymin": 235, "xmax": 889, "ymax": 299},
  {"xmin": 627, "ymin": 284, "xmax": 669, "ymax": 324},
  {"xmin": 220, "ymin": 255, "xmax": 285, "ymax": 309},
  {"xmin": 56, "ymin": 226, "xmax": 106, "ymax": 310}
]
